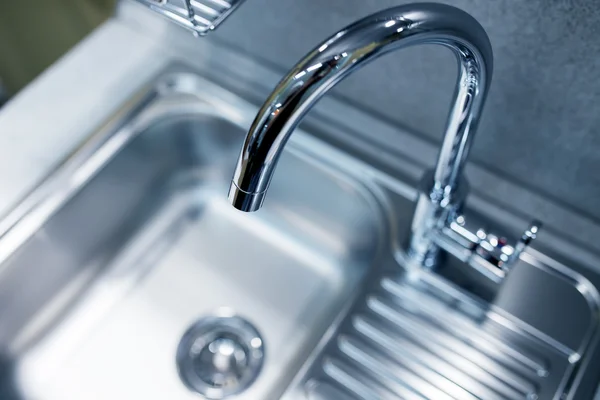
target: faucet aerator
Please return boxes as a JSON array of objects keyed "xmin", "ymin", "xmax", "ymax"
[{"xmin": 228, "ymin": 182, "xmax": 265, "ymax": 212}]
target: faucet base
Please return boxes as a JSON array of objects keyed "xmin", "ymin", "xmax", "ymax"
[{"xmin": 405, "ymin": 171, "xmax": 468, "ymax": 266}]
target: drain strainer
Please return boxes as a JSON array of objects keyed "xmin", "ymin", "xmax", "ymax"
[{"xmin": 176, "ymin": 314, "xmax": 265, "ymax": 399}]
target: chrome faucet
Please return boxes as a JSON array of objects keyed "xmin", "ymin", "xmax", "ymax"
[{"xmin": 228, "ymin": 3, "xmax": 540, "ymax": 283}]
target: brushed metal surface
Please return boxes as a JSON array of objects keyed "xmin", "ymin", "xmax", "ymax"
[
  {"xmin": 289, "ymin": 265, "xmax": 594, "ymax": 400},
  {"xmin": 0, "ymin": 68, "xmax": 599, "ymax": 399},
  {"xmin": 0, "ymin": 72, "xmax": 380, "ymax": 399}
]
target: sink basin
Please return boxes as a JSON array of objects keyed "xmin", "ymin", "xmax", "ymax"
[
  {"xmin": 0, "ymin": 72, "xmax": 381, "ymax": 399},
  {"xmin": 1, "ymin": 68, "xmax": 599, "ymax": 399}
]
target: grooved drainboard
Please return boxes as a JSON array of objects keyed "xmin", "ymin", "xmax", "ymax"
[{"xmin": 304, "ymin": 274, "xmax": 581, "ymax": 400}]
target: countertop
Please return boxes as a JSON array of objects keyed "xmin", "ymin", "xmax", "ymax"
[{"xmin": 0, "ymin": 18, "xmax": 163, "ymax": 219}]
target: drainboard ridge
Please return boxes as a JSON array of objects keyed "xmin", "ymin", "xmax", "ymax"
[{"xmin": 305, "ymin": 274, "xmax": 573, "ymax": 400}]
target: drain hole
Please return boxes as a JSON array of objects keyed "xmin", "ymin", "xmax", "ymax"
[
  {"xmin": 194, "ymin": 335, "xmax": 248, "ymax": 388},
  {"xmin": 176, "ymin": 314, "xmax": 264, "ymax": 399}
]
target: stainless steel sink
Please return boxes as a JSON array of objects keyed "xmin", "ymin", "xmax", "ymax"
[{"xmin": 0, "ymin": 68, "xmax": 599, "ymax": 399}]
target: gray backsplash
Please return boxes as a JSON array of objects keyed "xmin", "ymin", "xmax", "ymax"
[{"xmin": 208, "ymin": 0, "xmax": 600, "ymax": 226}]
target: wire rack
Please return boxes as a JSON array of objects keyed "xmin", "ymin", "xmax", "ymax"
[{"xmin": 134, "ymin": 0, "xmax": 245, "ymax": 36}]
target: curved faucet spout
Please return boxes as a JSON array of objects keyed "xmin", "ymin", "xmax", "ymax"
[{"xmin": 228, "ymin": 2, "xmax": 493, "ymax": 212}]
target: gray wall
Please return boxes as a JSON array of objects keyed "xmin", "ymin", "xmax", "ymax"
[{"xmin": 209, "ymin": 0, "xmax": 600, "ymax": 225}]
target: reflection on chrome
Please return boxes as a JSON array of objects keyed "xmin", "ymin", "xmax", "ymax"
[{"xmin": 228, "ymin": 3, "xmax": 539, "ymax": 283}]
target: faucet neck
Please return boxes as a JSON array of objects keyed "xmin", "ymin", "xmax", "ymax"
[{"xmin": 228, "ymin": 3, "xmax": 492, "ymax": 212}]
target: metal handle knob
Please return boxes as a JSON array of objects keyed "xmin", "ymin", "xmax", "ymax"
[
  {"xmin": 441, "ymin": 216, "xmax": 543, "ymax": 282},
  {"xmin": 473, "ymin": 219, "xmax": 542, "ymax": 272},
  {"xmin": 506, "ymin": 220, "xmax": 542, "ymax": 267}
]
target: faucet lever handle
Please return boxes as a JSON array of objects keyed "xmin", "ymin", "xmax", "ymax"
[
  {"xmin": 472, "ymin": 219, "xmax": 542, "ymax": 274},
  {"xmin": 438, "ymin": 216, "xmax": 543, "ymax": 282},
  {"xmin": 506, "ymin": 220, "xmax": 542, "ymax": 268}
]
